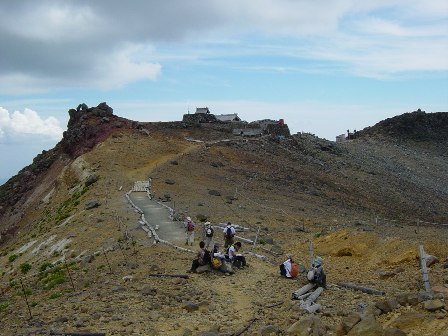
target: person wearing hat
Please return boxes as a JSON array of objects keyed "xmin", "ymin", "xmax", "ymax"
[
  {"xmin": 307, "ymin": 256, "xmax": 326, "ymax": 288},
  {"xmin": 203, "ymin": 221, "xmax": 214, "ymax": 250},
  {"xmin": 280, "ymin": 254, "xmax": 299, "ymax": 278},
  {"xmin": 184, "ymin": 216, "xmax": 195, "ymax": 246}
]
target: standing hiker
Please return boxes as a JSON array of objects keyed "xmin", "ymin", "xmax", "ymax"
[
  {"xmin": 203, "ymin": 221, "xmax": 214, "ymax": 250},
  {"xmin": 184, "ymin": 216, "xmax": 195, "ymax": 246},
  {"xmin": 223, "ymin": 221, "xmax": 236, "ymax": 248}
]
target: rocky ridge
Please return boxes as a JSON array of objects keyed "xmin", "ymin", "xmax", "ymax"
[{"xmin": 0, "ymin": 105, "xmax": 447, "ymax": 335}]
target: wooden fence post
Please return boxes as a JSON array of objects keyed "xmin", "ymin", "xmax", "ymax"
[
  {"xmin": 19, "ymin": 279, "xmax": 32, "ymax": 319},
  {"xmin": 419, "ymin": 245, "xmax": 431, "ymax": 293},
  {"xmin": 252, "ymin": 226, "xmax": 261, "ymax": 252},
  {"xmin": 309, "ymin": 240, "xmax": 314, "ymax": 267}
]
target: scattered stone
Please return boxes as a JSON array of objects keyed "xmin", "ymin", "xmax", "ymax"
[
  {"xmin": 423, "ymin": 299, "xmax": 445, "ymax": 312},
  {"xmin": 126, "ymin": 261, "xmax": 138, "ymax": 269},
  {"xmin": 54, "ymin": 316, "xmax": 69, "ymax": 323},
  {"xmin": 348, "ymin": 316, "xmax": 383, "ymax": 336},
  {"xmin": 260, "ymin": 324, "xmax": 280, "ymax": 335},
  {"xmin": 84, "ymin": 174, "xmax": 99, "ymax": 187},
  {"xmin": 183, "ymin": 302, "xmax": 199, "ymax": 312},
  {"xmin": 165, "ymin": 179, "xmax": 176, "ymax": 185},
  {"xmin": 208, "ymin": 190, "xmax": 221, "ymax": 196},
  {"xmin": 141, "ymin": 286, "xmax": 157, "ymax": 296},
  {"xmin": 112, "ymin": 285, "xmax": 125, "ymax": 293},
  {"xmin": 85, "ymin": 200, "xmax": 101, "ymax": 210},
  {"xmin": 383, "ymin": 328, "xmax": 406, "ymax": 336},
  {"xmin": 432, "ymin": 285, "xmax": 448, "ymax": 297},
  {"xmin": 390, "ymin": 312, "xmax": 427, "ymax": 330},
  {"xmin": 375, "ymin": 298, "xmax": 399, "ymax": 314},
  {"xmin": 426, "ymin": 255, "xmax": 439, "ymax": 267},
  {"xmin": 286, "ymin": 316, "xmax": 326, "ymax": 336},
  {"xmin": 336, "ymin": 312, "xmax": 361, "ymax": 335},
  {"xmin": 210, "ymin": 161, "xmax": 224, "ymax": 168},
  {"xmin": 82, "ymin": 254, "xmax": 95, "ymax": 264}
]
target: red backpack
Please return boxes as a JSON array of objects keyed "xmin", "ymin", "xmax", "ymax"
[
  {"xmin": 187, "ymin": 221, "xmax": 194, "ymax": 231},
  {"xmin": 290, "ymin": 263, "xmax": 299, "ymax": 278}
]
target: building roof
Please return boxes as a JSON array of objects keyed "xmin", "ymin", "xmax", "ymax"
[
  {"xmin": 195, "ymin": 107, "xmax": 210, "ymax": 114},
  {"xmin": 215, "ymin": 113, "xmax": 241, "ymax": 122}
]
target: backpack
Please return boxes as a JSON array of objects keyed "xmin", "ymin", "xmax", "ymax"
[
  {"xmin": 205, "ymin": 227, "xmax": 214, "ymax": 237},
  {"xmin": 202, "ymin": 250, "xmax": 212, "ymax": 265},
  {"xmin": 226, "ymin": 226, "xmax": 234, "ymax": 238},
  {"xmin": 211, "ymin": 257, "xmax": 222, "ymax": 270},
  {"xmin": 187, "ymin": 221, "xmax": 194, "ymax": 232},
  {"xmin": 290, "ymin": 263, "xmax": 299, "ymax": 278}
]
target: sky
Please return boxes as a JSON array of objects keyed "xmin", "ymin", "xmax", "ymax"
[{"xmin": 0, "ymin": 0, "xmax": 447, "ymax": 182}]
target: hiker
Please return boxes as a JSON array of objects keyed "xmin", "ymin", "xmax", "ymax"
[
  {"xmin": 280, "ymin": 254, "xmax": 299, "ymax": 278},
  {"xmin": 228, "ymin": 241, "xmax": 246, "ymax": 268},
  {"xmin": 184, "ymin": 216, "xmax": 195, "ymax": 246},
  {"xmin": 223, "ymin": 221, "xmax": 236, "ymax": 248},
  {"xmin": 211, "ymin": 244, "xmax": 234, "ymax": 274},
  {"xmin": 203, "ymin": 221, "xmax": 214, "ymax": 250},
  {"xmin": 307, "ymin": 256, "xmax": 326, "ymax": 288},
  {"xmin": 189, "ymin": 241, "xmax": 211, "ymax": 273}
]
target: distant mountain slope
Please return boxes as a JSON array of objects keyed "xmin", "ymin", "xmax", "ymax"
[
  {"xmin": 358, "ymin": 109, "xmax": 448, "ymax": 141},
  {"xmin": 1, "ymin": 105, "xmax": 447, "ymax": 247}
]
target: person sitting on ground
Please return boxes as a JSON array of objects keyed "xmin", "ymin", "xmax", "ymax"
[
  {"xmin": 184, "ymin": 216, "xmax": 195, "ymax": 246},
  {"xmin": 223, "ymin": 221, "xmax": 236, "ymax": 248},
  {"xmin": 227, "ymin": 241, "xmax": 247, "ymax": 268},
  {"xmin": 280, "ymin": 254, "xmax": 299, "ymax": 278},
  {"xmin": 203, "ymin": 221, "xmax": 214, "ymax": 250},
  {"xmin": 307, "ymin": 256, "xmax": 326, "ymax": 288},
  {"xmin": 189, "ymin": 241, "xmax": 210, "ymax": 273}
]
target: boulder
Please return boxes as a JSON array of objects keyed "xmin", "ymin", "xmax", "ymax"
[
  {"xmin": 260, "ymin": 325, "xmax": 280, "ymax": 336},
  {"xmin": 208, "ymin": 190, "xmax": 221, "ymax": 196},
  {"xmin": 347, "ymin": 316, "xmax": 383, "ymax": 336},
  {"xmin": 286, "ymin": 316, "xmax": 326, "ymax": 336},
  {"xmin": 336, "ymin": 312, "xmax": 361, "ymax": 335},
  {"xmin": 183, "ymin": 301, "xmax": 199, "ymax": 312},
  {"xmin": 165, "ymin": 179, "xmax": 176, "ymax": 185},
  {"xmin": 84, "ymin": 174, "xmax": 99, "ymax": 187},
  {"xmin": 423, "ymin": 299, "xmax": 445, "ymax": 312},
  {"xmin": 383, "ymin": 328, "xmax": 406, "ymax": 336},
  {"xmin": 390, "ymin": 312, "xmax": 427, "ymax": 330},
  {"xmin": 85, "ymin": 200, "xmax": 101, "ymax": 210},
  {"xmin": 426, "ymin": 255, "xmax": 439, "ymax": 267}
]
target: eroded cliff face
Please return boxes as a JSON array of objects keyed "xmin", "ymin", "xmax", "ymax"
[{"xmin": 0, "ymin": 102, "xmax": 129, "ymax": 245}]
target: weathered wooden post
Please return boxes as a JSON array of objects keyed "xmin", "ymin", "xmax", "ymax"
[
  {"xmin": 309, "ymin": 239, "xmax": 314, "ymax": 267},
  {"xmin": 252, "ymin": 226, "xmax": 261, "ymax": 252},
  {"xmin": 64, "ymin": 260, "xmax": 76, "ymax": 291},
  {"xmin": 103, "ymin": 250, "xmax": 113, "ymax": 274},
  {"xmin": 419, "ymin": 245, "xmax": 430, "ymax": 293},
  {"xmin": 416, "ymin": 219, "xmax": 420, "ymax": 234},
  {"xmin": 19, "ymin": 279, "xmax": 32, "ymax": 319}
]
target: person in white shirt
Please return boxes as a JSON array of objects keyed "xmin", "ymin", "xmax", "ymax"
[
  {"xmin": 227, "ymin": 242, "xmax": 246, "ymax": 268},
  {"xmin": 223, "ymin": 221, "xmax": 236, "ymax": 248},
  {"xmin": 280, "ymin": 254, "xmax": 296, "ymax": 278}
]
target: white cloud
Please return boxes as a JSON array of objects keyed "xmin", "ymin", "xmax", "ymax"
[
  {"xmin": 92, "ymin": 44, "xmax": 162, "ymax": 89},
  {"xmin": 1, "ymin": 2, "xmax": 100, "ymax": 42},
  {"xmin": 0, "ymin": 107, "xmax": 64, "ymax": 140}
]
